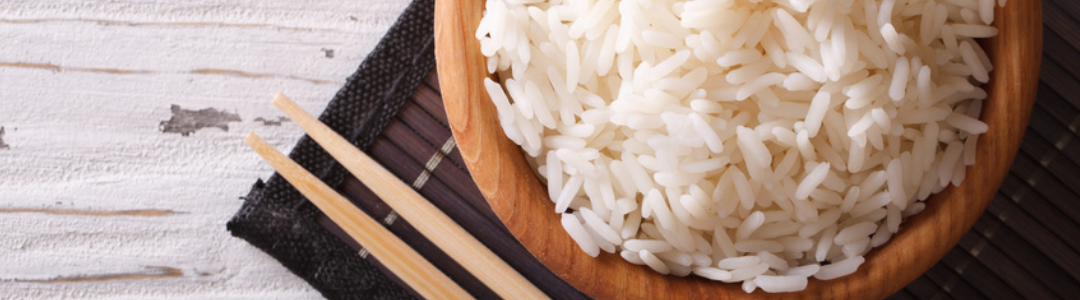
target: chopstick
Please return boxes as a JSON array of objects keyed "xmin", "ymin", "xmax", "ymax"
[
  {"xmin": 272, "ymin": 93, "xmax": 550, "ymax": 300},
  {"xmin": 244, "ymin": 133, "xmax": 474, "ymax": 300}
]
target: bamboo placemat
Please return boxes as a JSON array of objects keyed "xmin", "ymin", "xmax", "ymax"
[{"xmin": 234, "ymin": 1, "xmax": 1080, "ymax": 299}]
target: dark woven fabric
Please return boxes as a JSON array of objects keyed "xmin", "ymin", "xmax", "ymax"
[{"xmin": 226, "ymin": 0, "xmax": 434, "ymax": 298}]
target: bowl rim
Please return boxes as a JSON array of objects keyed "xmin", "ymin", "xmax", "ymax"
[{"xmin": 435, "ymin": 1, "xmax": 1043, "ymax": 299}]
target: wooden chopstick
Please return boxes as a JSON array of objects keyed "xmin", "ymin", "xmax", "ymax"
[
  {"xmin": 272, "ymin": 93, "xmax": 550, "ymax": 300},
  {"xmin": 243, "ymin": 133, "xmax": 474, "ymax": 300}
]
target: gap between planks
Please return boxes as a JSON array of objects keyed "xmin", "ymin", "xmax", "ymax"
[
  {"xmin": 0, "ymin": 208, "xmax": 181, "ymax": 217},
  {"xmin": 15, "ymin": 266, "xmax": 186, "ymax": 283},
  {"xmin": 0, "ymin": 17, "xmax": 330, "ymax": 32},
  {"xmin": 0, "ymin": 62, "xmax": 341, "ymax": 85}
]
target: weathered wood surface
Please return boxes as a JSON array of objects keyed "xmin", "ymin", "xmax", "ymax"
[{"xmin": 0, "ymin": 0, "xmax": 409, "ymax": 298}]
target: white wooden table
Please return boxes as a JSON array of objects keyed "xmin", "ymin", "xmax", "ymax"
[{"xmin": 0, "ymin": 1, "xmax": 410, "ymax": 298}]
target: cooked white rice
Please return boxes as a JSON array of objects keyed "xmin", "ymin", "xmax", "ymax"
[{"xmin": 477, "ymin": 0, "xmax": 1004, "ymax": 293}]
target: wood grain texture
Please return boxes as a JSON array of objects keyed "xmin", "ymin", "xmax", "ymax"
[
  {"xmin": 436, "ymin": 1, "xmax": 1043, "ymax": 299},
  {"xmin": 0, "ymin": 0, "xmax": 410, "ymax": 299}
]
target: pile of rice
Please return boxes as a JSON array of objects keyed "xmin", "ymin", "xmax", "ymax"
[{"xmin": 477, "ymin": 0, "xmax": 1005, "ymax": 293}]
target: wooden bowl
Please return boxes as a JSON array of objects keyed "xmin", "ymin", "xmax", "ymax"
[{"xmin": 435, "ymin": 2, "xmax": 1043, "ymax": 299}]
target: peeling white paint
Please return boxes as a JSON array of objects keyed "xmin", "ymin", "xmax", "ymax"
[{"xmin": 0, "ymin": 0, "xmax": 411, "ymax": 299}]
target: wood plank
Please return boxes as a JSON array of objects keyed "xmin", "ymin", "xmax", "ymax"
[{"xmin": 0, "ymin": 0, "xmax": 412, "ymax": 298}]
